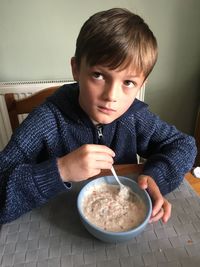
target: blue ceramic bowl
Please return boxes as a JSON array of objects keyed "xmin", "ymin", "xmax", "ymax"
[{"xmin": 77, "ymin": 176, "xmax": 152, "ymax": 243}]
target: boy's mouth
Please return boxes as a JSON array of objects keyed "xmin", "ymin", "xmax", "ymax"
[{"xmin": 98, "ymin": 106, "xmax": 116, "ymax": 115}]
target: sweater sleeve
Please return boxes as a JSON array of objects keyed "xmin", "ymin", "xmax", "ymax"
[
  {"xmin": 135, "ymin": 107, "xmax": 197, "ymax": 195},
  {"xmin": 0, "ymin": 104, "xmax": 71, "ymax": 224}
]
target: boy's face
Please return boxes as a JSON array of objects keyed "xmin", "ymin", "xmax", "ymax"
[{"xmin": 71, "ymin": 57, "xmax": 145, "ymax": 124}]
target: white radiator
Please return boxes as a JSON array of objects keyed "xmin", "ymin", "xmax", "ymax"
[{"xmin": 0, "ymin": 80, "xmax": 145, "ymax": 151}]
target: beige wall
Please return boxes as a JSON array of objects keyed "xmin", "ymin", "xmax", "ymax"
[{"xmin": 0, "ymin": 0, "xmax": 199, "ymax": 134}]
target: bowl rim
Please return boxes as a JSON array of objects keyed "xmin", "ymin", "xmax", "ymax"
[{"xmin": 77, "ymin": 175, "xmax": 152, "ymax": 236}]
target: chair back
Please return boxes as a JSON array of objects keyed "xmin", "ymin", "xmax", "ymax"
[{"xmin": 5, "ymin": 86, "xmax": 59, "ymax": 132}]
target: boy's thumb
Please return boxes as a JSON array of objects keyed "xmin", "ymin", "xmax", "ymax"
[{"xmin": 137, "ymin": 175, "xmax": 148, "ymax": 190}]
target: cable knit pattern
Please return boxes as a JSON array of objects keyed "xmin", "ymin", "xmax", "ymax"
[{"xmin": 0, "ymin": 83, "xmax": 197, "ymax": 223}]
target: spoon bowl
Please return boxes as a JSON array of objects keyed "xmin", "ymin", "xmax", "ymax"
[{"xmin": 111, "ymin": 166, "xmax": 132, "ymax": 198}]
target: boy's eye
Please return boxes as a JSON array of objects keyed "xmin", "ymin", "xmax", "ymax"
[
  {"xmin": 92, "ymin": 72, "xmax": 104, "ymax": 80},
  {"xmin": 124, "ymin": 80, "xmax": 136, "ymax": 88}
]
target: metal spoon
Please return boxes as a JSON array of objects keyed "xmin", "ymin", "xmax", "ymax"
[{"xmin": 111, "ymin": 166, "xmax": 131, "ymax": 199}]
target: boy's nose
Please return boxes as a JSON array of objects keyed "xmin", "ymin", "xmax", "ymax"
[{"xmin": 102, "ymin": 83, "xmax": 118, "ymax": 102}]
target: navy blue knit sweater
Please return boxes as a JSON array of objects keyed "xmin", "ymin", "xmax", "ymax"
[{"xmin": 0, "ymin": 83, "xmax": 197, "ymax": 223}]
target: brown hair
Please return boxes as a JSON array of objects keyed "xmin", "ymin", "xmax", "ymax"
[{"xmin": 75, "ymin": 8, "xmax": 158, "ymax": 78}]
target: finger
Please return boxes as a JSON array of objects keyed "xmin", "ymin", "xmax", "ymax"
[
  {"xmin": 146, "ymin": 180, "xmax": 164, "ymax": 217},
  {"xmin": 85, "ymin": 144, "xmax": 115, "ymax": 157},
  {"xmin": 150, "ymin": 199, "xmax": 172, "ymax": 224},
  {"xmin": 94, "ymin": 153, "xmax": 114, "ymax": 163},
  {"xmin": 162, "ymin": 200, "xmax": 172, "ymax": 223},
  {"xmin": 86, "ymin": 154, "xmax": 114, "ymax": 169},
  {"xmin": 85, "ymin": 161, "xmax": 113, "ymax": 174},
  {"xmin": 93, "ymin": 161, "xmax": 113, "ymax": 170},
  {"xmin": 137, "ymin": 175, "xmax": 148, "ymax": 190},
  {"xmin": 149, "ymin": 208, "xmax": 164, "ymax": 223},
  {"xmin": 152, "ymin": 197, "xmax": 164, "ymax": 217}
]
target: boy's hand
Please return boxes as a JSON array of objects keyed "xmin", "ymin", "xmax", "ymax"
[
  {"xmin": 137, "ymin": 175, "xmax": 172, "ymax": 223},
  {"xmin": 57, "ymin": 144, "xmax": 115, "ymax": 182}
]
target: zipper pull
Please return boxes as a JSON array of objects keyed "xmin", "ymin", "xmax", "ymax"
[{"xmin": 96, "ymin": 125, "xmax": 103, "ymax": 140}]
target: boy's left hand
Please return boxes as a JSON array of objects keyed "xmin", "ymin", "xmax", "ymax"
[{"xmin": 137, "ymin": 175, "xmax": 171, "ymax": 223}]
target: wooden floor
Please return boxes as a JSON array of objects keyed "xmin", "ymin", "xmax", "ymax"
[{"xmin": 185, "ymin": 172, "xmax": 200, "ymax": 196}]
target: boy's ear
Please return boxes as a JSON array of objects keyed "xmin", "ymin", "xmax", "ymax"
[{"xmin": 71, "ymin": 57, "xmax": 79, "ymax": 81}]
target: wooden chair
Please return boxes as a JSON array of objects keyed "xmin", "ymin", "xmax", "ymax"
[{"xmin": 5, "ymin": 86, "xmax": 59, "ymax": 132}]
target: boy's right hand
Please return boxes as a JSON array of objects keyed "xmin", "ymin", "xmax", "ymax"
[{"xmin": 57, "ymin": 144, "xmax": 115, "ymax": 182}]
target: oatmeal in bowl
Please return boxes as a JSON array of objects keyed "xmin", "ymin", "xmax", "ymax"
[{"xmin": 77, "ymin": 176, "xmax": 152, "ymax": 243}]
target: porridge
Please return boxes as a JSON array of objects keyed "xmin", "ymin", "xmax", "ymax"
[{"xmin": 83, "ymin": 183, "xmax": 147, "ymax": 232}]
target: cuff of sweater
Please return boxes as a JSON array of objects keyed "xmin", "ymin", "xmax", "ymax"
[
  {"xmin": 144, "ymin": 166, "xmax": 184, "ymax": 196},
  {"xmin": 33, "ymin": 158, "xmax": 71, "ymax": 199},
  {"xmin": 142, "ymin": 166, "xmax": 169, "ymax": 195}
]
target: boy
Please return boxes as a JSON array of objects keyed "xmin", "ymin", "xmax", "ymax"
[{"xmin": 0, "ymin": 8, "xmax": 197, "ymax": 224}]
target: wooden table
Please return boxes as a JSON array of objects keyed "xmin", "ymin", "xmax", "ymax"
[
  {"xmin": 100, "ymin": 163, "xmax": 199, "ymax": 196},
  {"xmin": 97, "ymin": 163, "xmax": 144, "ymax": 177},
  {"xmin": 99, "ymin": 164, "xmax": 197, "ymax": 193},
  {"xmin": 184, "ymin": 171, "xmax": 200, "ymax": 196}
]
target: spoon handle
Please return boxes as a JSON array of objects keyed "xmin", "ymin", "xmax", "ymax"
[{"xmin": 111, "ymin": 166, "xmax": 123, "ymax": 187}]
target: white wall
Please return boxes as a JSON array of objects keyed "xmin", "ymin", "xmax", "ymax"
[{"xmin": 0, "ymin": 0, "xmax": 199, "ymax": 134}]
